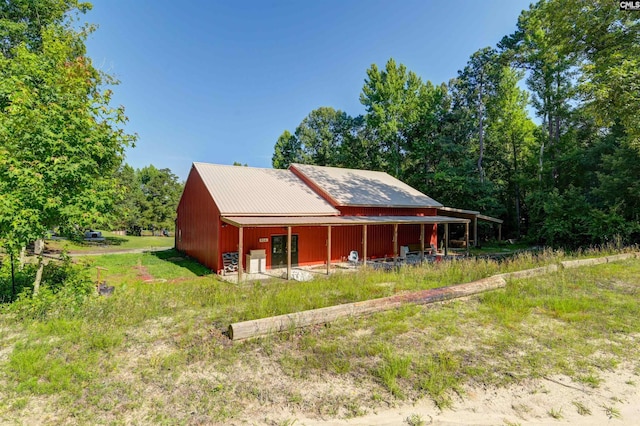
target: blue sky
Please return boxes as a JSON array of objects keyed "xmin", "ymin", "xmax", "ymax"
[{"xmin": 85, "ymin": 0, "xmax": 532, "ymax": 180}]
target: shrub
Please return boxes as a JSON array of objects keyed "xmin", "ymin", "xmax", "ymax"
[{"xmin": 3, "ymin": 255, "xmax": 95, "ymax": 321}]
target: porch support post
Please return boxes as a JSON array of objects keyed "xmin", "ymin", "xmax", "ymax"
[
  {"xmin": 420, "ymin": 223, "xmax": 425, "ymax": 260},
  {"xmin": 444, "ymin": 223, "xmax": 449, "ymax": 256},
  {"xmin": 363, "ymin": 224, "xmax": 367, "ymax": 266},
  {"xmin": 498, "ymin": 224, "xmax": 502, "ymax": 241},
  {"xmin": 326, "ymin": 225, "xmax": 331, "ymax": 275},
  {"xmin": 238, "ymin": 226, "xmax": 244, "ymax": 282},
  {"xmin": 473, "ymin": 216, "xmax": 478, "ymax": 247},
  {"xmin": 393, "ymin": 223, "xmax": 398, "ymax": 265},
  {"xmin": 287, "ymin": 226, "xmax": 292, "ymax": 280},
  {"xmin": 465, "ymin": 221, "xmax": 470, "ymax": 256}
]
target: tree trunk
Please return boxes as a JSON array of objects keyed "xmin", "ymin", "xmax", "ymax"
[
  {"xmin": 32, "ymin": 238, "xmax": 44, "ymax": 296},
  {"xmin": 538, "ymin": 140, "xmax": 545, "ymax": 182},
  {"xmin": 33, "ymin": 258, "xmax": 44, "ymax": 296},
  {"xmin": 19, "ymin": 246, "xmax": 26, "ymax": 270},
  {"xmin": 477, "ymin": 85, "xmax": 485, "ymax": 183},
  {"xmin": 513, "ymin": 138, "xmax": 521, "ymax": 238},
  {"xmin": 10, "ymin": 252, "xmax": 15, "ymax": 301}
]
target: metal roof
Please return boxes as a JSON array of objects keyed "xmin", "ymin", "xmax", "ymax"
[
  {"xmin": 290, "ymin": 163, "xmax": 443, "ymax": 208},
  {"xmin": 438, "ymin": 207, "xmax": 504, "ymax": 224},
  {"xmin": 438, "ymin": 206, "xmax": 480, "ymax": 215},
  {"xmin": 221, "ymin": 215, "xmax": 469, "ymax": 227},
  {"xmin": 193, "ymin": 163, "xmax": 339, "ymax": 216}
]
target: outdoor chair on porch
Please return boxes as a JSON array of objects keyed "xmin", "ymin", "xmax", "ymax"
[{"xmin": 347, "ymin": 250, "xmax": 360, "ymax": 266}]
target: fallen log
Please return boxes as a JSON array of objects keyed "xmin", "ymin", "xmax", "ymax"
[
  {"xmin": 561, "ymin": 257, "xmax": 608, "ymax": 269},
  {"xmin": 228, "ymin": 275, "xmax": 507, "ymax": 341},
  {"xmin": 498, "ymin": 264, "xmax": 559, "ymax": 280},
  {"xmin": 605, "ymin": 253, "xmax": 638, "ymax": 263},
  {"xmin": 228, "ymin": 253, "xmax": 639, "ymax": 340}
]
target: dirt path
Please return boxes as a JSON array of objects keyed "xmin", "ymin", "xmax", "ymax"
[
  {"xmin": 45, "ymin": 246, "xmax": 172, "ymax": 257},
  {"xmin": 296, "ymin": 366, "xmax": 640, "ymax": 426},
  {"xmin": 133, "ymin": 263, "xmax": 155, "ymax": 282}
]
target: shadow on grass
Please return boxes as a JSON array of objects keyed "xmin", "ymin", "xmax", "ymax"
[
  {"xmin": 62, "ymin": 236, "xmax": 128, "ymax": 247},
  {"xmin": 150, "ymin": 249, "xmax": 212, "ymax": 277},
  {"xmin": 104, "ymin": 236, "xmax": 128, "ymax": 246}
]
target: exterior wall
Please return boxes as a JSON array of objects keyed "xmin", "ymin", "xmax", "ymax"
[
  {"xmin": 175, "ymin": 167, "xmax": 220, "ymax": 271},
  {"xmin": 339, "ymin": 206, "xmax": 439, "ymax": 250}
]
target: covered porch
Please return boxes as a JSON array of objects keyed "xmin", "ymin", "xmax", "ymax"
[
  {"xmin": 437, "ymin": 207, "xmax": 504, "ymax": 246},
  {"xmin": 221, "ymin": 215, "xmax": 471, "ymax": 281}
]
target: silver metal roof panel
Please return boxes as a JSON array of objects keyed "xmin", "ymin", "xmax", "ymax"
[
  {"xmin": 193, "ymin": 163, "xmax": 339, "ymax": 216},
  {"xmin": 290, "ymin": 163, "xmax": 443, "ymax": 208}
]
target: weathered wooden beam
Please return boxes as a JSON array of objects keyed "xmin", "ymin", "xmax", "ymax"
[
  {"xmin": 465, "ymin": 222, "xmax": 470, "ymax": 256},
  {"xmin": 326, "ymin": 225, "xmax": 331, "ymax": 275},
  {"xmin": 363, "ymin": 224, "xmax": 367, "ymax": 266},
  {"xmin": 227, "ymin": 275, "xmax": 507, "ymax": 341},
  {"xmin": 498, "ymin": 264, "xmax": 558, "ymax": 280},
  {"xmin": 238, "ymin": 227, "xmax": 243, "ymax": 282},
  {"xmin": 444, "ymin": 223, "xmax": 449, "ymax": 256},
  {"xmin": 561, "ymin": 257, "xmax": 608, "ymax": 269},
  {"xmin": 605, "ymin": 253, "xmax": 638, "ymax": 262},
  {"xmin": 393, "ymin": 223, "xmax": 398, "ymax": 265},
  {"xmin": 420, "ymin": 224, "xmax": 425, "ymax": 260},
  {"xmin": 287, "ymin": 226, "xmax": 292, "ymax": 280},
  {"xmin": 473, "ymin": 216, "xmax": 478, "ymax": 247}
]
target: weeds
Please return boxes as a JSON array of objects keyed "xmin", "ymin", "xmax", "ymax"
[
  {"xmin": 0, "ymin": 250, "xmax": 638, "ymax": 424},
  {"xmin": 547, "ymin": 407, "xmax": 563, "ymax": 419},
  {"xmin": 602, "ymin": 404, "xmax": 621, "ymax": 419},
  {"xmin": 572, "ymin": 400, "xmax": 591, "ymax": 415},
  {"xmin": 373, "ymin": 346, "xmax": 411, "ymax": 399},
  {"xmin": 404, "ymin": 413, "xmax": 426, "ymax": 426}
]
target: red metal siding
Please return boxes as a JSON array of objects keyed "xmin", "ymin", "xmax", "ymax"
[
  {"xmin": 218, "ymin": 222, "xmax": 436, "ymax": 269},
  {"xmin": 339, "ymin": 206, "xmax": 439, "ymax": 253},
  {"xmin": 175, "ymin": 167, "xmax": 220, "ymax": 271}
]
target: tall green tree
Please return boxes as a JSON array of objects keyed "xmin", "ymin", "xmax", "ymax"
[
  {"xmin": 137, "ymin": 165, "xmax": 182, "ymax": 234},
  {"xmin": 500, "ymin": 1, "xmax": 576, "ymax": 186},
  {"xmin": 360, "ymin": 58, "xmax": 425, "ymax": 178},
  {"xmin": 112, "ymin": 164, "xmax": 144, "ymax": 233},
  {"xmin": 336, "ymin": 114, "xmax": 383, "ymax": 171},
  {"xmin": 485, "ymin": 67, "xmax": 536, "ymax": 237},
  {"xmin": 454, "ymin": 47, "xmax": 501, "ymax": 183},
  {"xmin": 545, "ymin": 0, "xmax": 640, "ymax": 149},
  {"xmin": 272, "ymin": 130, "xmax": 301, "ymax": 169},
  {"xmin": 0, "ymin": 1, "xmax": 135, "ymax": 292},
  {"xmin": 295, "ymin": 106, "xmax": 349, "ymax": 166}
]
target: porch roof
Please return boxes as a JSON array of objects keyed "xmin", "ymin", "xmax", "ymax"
[{"xmin": 221, "ymin": 215, "xmax": 470, "ymax": 228}]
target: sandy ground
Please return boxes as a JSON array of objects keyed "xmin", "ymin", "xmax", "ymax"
[{"xmin": 295, "ymin": 366, "xmax": 639, "ymax": 425}]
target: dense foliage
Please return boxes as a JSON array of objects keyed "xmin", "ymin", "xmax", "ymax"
[
  {"xmin": 0, "ymin": 1, "xmax": 135, "ymax": 252},
  {"xmin": 112, "ymin": 164, "xmax": 183, "ymax": 235},
  {"xmin": 272, "ymin": 0, "xmax": 640, "ymax": 247}
]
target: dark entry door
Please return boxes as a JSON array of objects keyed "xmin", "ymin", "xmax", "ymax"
[{"xmin": 271, "ymin": 235, "xmax": 298, "ymax": 268}]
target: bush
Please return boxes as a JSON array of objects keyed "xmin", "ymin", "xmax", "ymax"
[
  {"xmin": 2, "ymin": 255, "xmax": 95, "ymax": 321},
  {"xmin": 0, "ymin": 261, "xmax": 36, "ymax": 303}
]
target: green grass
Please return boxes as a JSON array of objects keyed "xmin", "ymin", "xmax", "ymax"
[
  {"xmin": 468, "ymin": 240, "xmax": 534, "ymax": 256},
  {"xmin": 0, "ymin": 250, "xmax": 638, "ymax": 424},
  {"xmin": 46, "ymin": 230, "xmax": 173, "ymax": 253}
]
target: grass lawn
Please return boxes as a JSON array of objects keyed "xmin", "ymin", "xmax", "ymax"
[
  {"xmin": 467, "ymin": 239, "xmax": 536, "ymax": 256},
  {"xmin": 45, "ymin": 230, "xmax": 174, "ymax": 253},
  {"xmin": 0, "ymin": 249, "xmax": 638, "ymax": 424}
]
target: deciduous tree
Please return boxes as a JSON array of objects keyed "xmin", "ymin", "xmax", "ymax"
[{"xmin": 0, "ymin": 1, "xmax": 135, "ymax": 293}]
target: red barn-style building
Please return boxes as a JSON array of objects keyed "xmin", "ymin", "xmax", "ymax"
[{"xmin": 175, "ymin": 162, "xmax": 473, "ymax": 280}]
